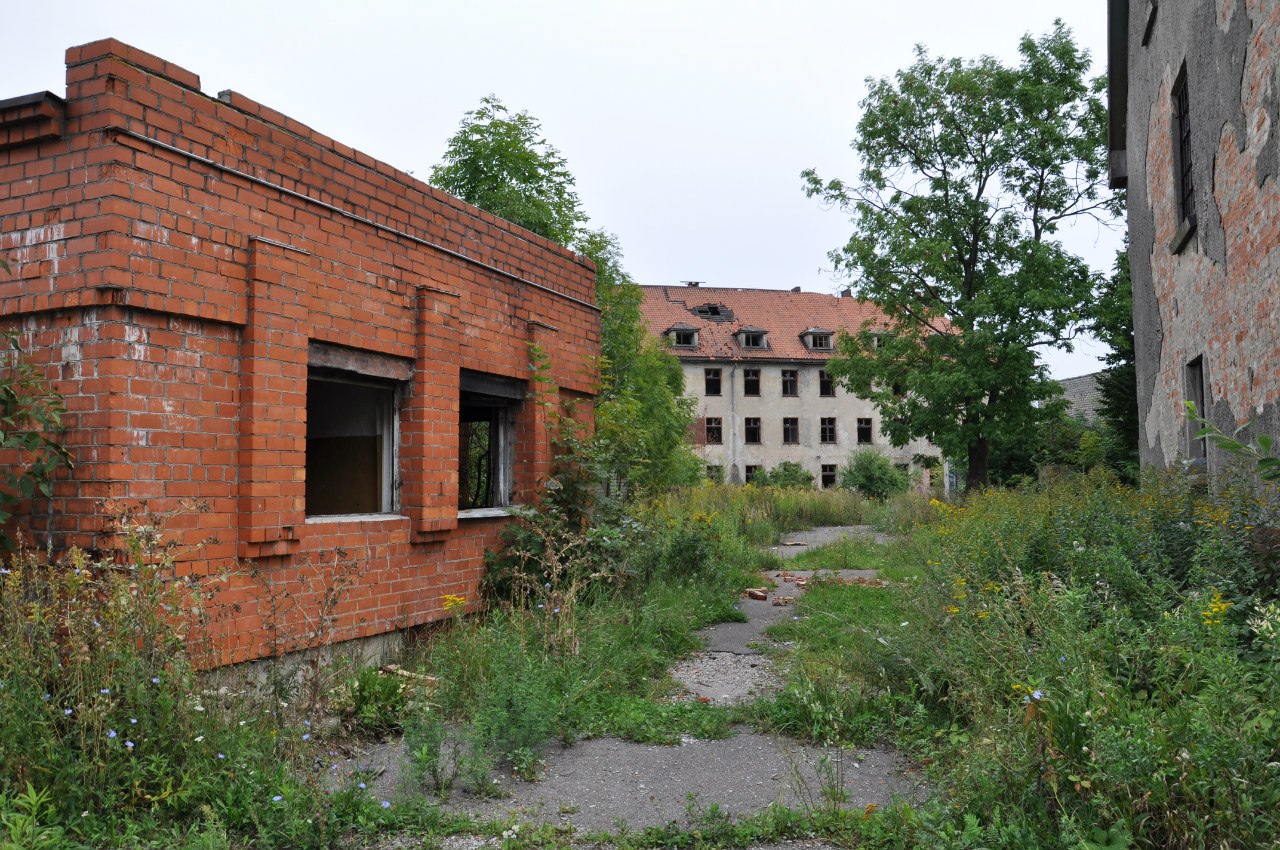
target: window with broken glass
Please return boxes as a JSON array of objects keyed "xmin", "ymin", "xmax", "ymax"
[{"xmin": 459, "ymin": 370, "xmax": 525, "ymax": 511}]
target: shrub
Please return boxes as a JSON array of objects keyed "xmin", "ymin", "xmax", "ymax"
[
  {"xmin": 839, "ymin": 450, "xmax": 909, "ymax": 500},
  {"xmin": 756, "ymin": 462, "xmax": 817, "ymax": 489}
]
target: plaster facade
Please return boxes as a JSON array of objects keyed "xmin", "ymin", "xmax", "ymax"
[
  {"xmin": 640, "ymin": 285, "xmax": 939, "ymax": 486},
  {"xmin": 0, "ymin": 40, "xmax": 600, "ymax": 665},
  {"xmin": 1109, "ymin": 0, "xmax": 1280, "ymax": 471}
]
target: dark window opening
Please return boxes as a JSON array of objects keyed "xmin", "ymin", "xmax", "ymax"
[
  {"xmin": 744, "ymin": 465, "xmax": 761, "ymax": 483},
  {"xmin": 706, "ymin": 464, "xmax": 724, "ymax": 482},
  {"xmin": 781, "ymin": 370, "xmax": 798, "ymax": 397},
  {"xmin": 857, "ymin": 417, "xmax": 873, "ymax": 444},
  {"xmin": 819, "ymin": 370, "xmax": 835, "ymax": 397},
  {"xmin": 821, "ymin": 464, "xmax": 837, "ymax": 489},
  {"xmin": 706, "ymin": 417, "xmax": 723, "ymax": 445},
  {"xmin": 459, "ymin": 371, "xmax": 525, "ymax": 510},
  {"xmin": 820, "ymin": 417, "xmax": 837, "ymax": 444},
  {"xmin": 306, "ymin": 370, "xmax": 399, "ymax": 516},
  {"xmin": 704, "ymin": 368, "xmax": 722, "ymax": 396},
  {"xmin": 1186, "ymin": 356, "xmax": 1206, "ymax": 462},
  {"xmin": 743, "ymin": 368, "xmax": 760, "ymax": 396},
  {"xmin": 809, "ymin": 333, "xmax": 832, "ymax": 350},
  {"xmin": 745, "ymin": 417, "xmax": 761, "ymax": 444},
  {"xmin": 1173, "ymin": 66, "xmax": 1196, "ymax": 233},
  {"xmin": 741, "ymin": 332, "xmax": 766, "ymax": 349},
  {"xmin": 693, "ymin": 303, "xmax": 733, "ymax": 321},
  {"xmin": 891, "ymin": 382, "xmax": 904, "ymax": 397},
  {"xmin": 783, "ymin": 417, "xmax": 799, "ymax": 444},
  {"xmin": 673, "ymin": 329, "xmax": 697, "ymax": 347}
]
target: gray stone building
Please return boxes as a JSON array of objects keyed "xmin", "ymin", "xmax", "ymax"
[
  {"xmin": 640, "ymin": 284, "xmax": 940, "ymax": 487},
  {"xmin": 1108, "ymin": 0, "xmax": 1280, "ymax": 471}
]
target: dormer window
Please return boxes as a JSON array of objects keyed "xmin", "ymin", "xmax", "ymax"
[
  {"xmin": 800, "ymin": 328, "xmax": 834, "ymax": 351},
  {"xmin": 737, "ymin": 327, "xmax": 768, "ymax": 349},
  {"xmin": 673, "ymin": 330, "xmax": 696, "ymax": 347}
]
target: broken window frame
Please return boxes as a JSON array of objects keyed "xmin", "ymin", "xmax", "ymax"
[
  {"xmin": 672, "ymin": 329, "xmax": 697, "ymax": 347},
  {"xmin": 1171, "ymin": 64, "xmax": 1197, "ymax": 253},
  {"xmin": 745, "ymin": 417, "xmax": 762, "ymax": 444},
  {"xmin": 743, "ymin": 368, "xmax": 761, "ymax": 396},
  {"xmin": 808, "ymin": 333, "xmax": 833, "ymax": 350},
  {"xmin": 781, "ymin": 369, "xmax": 798, "ymax": 397},
  {"xmin": 744, "ymin": 465, "xmax": 761, "ymax": 483},
  {"xmin": 821, "ymin": 464, "xmax": 837, "ymax": 489},
  {"xmin": 705, "ymin": 417, "xmax": 723, "ymax": 445},
  {"xmin": 704, "ymin": 368, "xmax": 722, "ymax": 396},
  {"xmin": 458, "ymin": 370, "xmax": 526, "ymax": 514},
  {"xmin": 740, "ymin": 331, "xmax": 766, "ymax": 349},
  {"xmin": 1185, "ymin": 355, "xmax": 1207, "ymax": 463},
  {"xmin": 857, "ymin": 417, "xmax": 874, "ymax": 444},
  {"xmin": 819, "ymin": 370, "xmax": 835, "ymax": 397}
]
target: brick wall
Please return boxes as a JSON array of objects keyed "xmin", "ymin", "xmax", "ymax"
[{"xmin": 0, "ymin": 39, "xmax": 600, "ymax": 665}]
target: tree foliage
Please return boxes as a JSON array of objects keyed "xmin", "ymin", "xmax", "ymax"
[
  {"xmin": 0, "ymin": 333, "xmax": 71, "ymax": 548},
  {"xmin": 754, "ymin": 461, "xmax": 817, "ymax": 489},
  {"xmin": 430, "ymin": 96, "xmax": 586, "ymax": 245},
  {"xmin": 805, "ymin": 23, "xmax": 1117, "ymax": 490},
  {"xmin": 1090, "ymin": 248, "xmax": 1139, "ymax": 481},
  {"xmin": 839, "ymin": 450, "xmax": 909, "ymax": 500}
]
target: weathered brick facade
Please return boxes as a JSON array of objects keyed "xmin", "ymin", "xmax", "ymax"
[
  {"xmin": 0, "ymin": 40, "xmax": 599, "ymax": 664},
  {"xmin": 1109, "ymin": 1, "xmax": 1280, "ymax": 471}
]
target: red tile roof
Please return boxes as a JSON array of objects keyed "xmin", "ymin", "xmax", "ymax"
[{"xmin": 639, "ymin": 285, "xmax": 890, "ymax": 361}]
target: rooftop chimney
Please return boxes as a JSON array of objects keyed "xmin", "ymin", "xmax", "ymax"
[
  {"xmin": 681, "ymin": 280, "xmax": 703, "ymax": 287},
  {"xmin": 791, "ymin": 286, "xmax": 801, "ymax": 292}
]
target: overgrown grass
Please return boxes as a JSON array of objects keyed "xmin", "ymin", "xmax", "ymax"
[
  {"xmin": 657, "ymin": 483, "xmax": 864, "ymax": 545},
  {"xmin": 762, "ymin": 468, "xmax": 1280, "ymax": 849}
]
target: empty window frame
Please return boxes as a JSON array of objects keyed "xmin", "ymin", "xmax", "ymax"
[
  {"xmin": 744, "ymin": 465, "xmax": 761, "ymax": 483},
  {"xmin": 857, "ymin": 417, "xmax": 873, "ymax": 444},
  {"xmin": 745, "ymin": 417, "xmax": 762, "ymax": 444},
  {"xmin": 705, "ymin": 417, "xmax": 723, "ymax": 445},
  {"xmin": 821, "ymin": 464, "xmax": 837, "ymax": 489},
  {"xmin": 306, "ymin": 369, "xmax": 400, "ymax": 517},
  {"xmin": 809, "ymin": 333, "xmax": 833, "ymax": 350},
  {"xmin": 1185, "ymin": 355, "xmax": 1206, "ymax": 462},
  {"xmin": 743, "ymin": 368, "xmax": 761, "ymax": 396},
  {"xmin": 459, "ymin": 370, "xmax": 526, "ymax": 511},
  {"xmin": 820, "ymin": 417, "xmax": 837, "ymax": 444},
  {"xmin": 706, "ymin": 464, "xmax": 724, "ymax": 482},
  {"xmin": 782, "ymin": 417, "xmax": 800, "ymax": 444},
  {"xmin": 1172, "ymin": 65, "xmax": 1196, "ymax": 238},
  {"xmin": 740, "ymin": 332, "xmax": 766, "ymax": 349},
  {"xmin": 781, "ymin": 369, "xmax": 798, "ymax": 397},
  {"xmin": 704, "ymin": 367, "xmax": 722, "ymax": 396},
  {"xmin": 819, "ymin": 370, "xmax": 835, "ymax": 397},
  {"xmin": 672, "ymin": 329, "xmax": 697, "ymax": 347}
]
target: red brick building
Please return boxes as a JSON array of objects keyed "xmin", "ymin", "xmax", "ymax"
[{"xmin": 0, "ymin": 40, "xmax": 599, "ymax": 664}]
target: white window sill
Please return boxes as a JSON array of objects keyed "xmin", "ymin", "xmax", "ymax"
[
  {"xmin": 305, "ymin": 513, "xmax": 403, "ymax": 524},
  {"xmin": 457, "ymin": 506, "xmax": 522, "ymax": 520}
]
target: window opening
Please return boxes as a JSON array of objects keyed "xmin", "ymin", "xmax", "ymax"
[
  {"xmin": 704, "ymin": 368, "xmax": 722, "ymax": 396},
  {"xmin": 705, "ymin": 417, "xmax": 723, "ymax": 445},
  {"xmin": 857, "ymin": 417, "xmax": 873, "ymax": 444},
  {"xmin": 706, "ymin": 464, "xmax": 724, "ymax": 482},
  {"xmin": 781, "ymin": 369, "xmax": 798, "ymax": 397},
  {"xmin": 744, "ymin": 465, "xmax": 761, "ymax": 483},
  {"xmin": 745, "ymin": 417, "xmax": 761, "ymax": 444},
  {"xmin": 809, "ymin": 333, "xmax": 832, "ymax": 350},
  {"xmin": 743, "ymin": 368, "xmax": 760, "ymax": 396},
  {"xmin": 820, "ymin": 417, "xmax": 837, "ymax": 444},
  {"xmin": 1185, "ymin": 356, "xmax": 1206, "ymax": 462},
  {"xmin": 672, "ymin": 329, "xmax": 697, "ymax": 347},
  {"xmin": 306, "ymin": 369, "xmax": 399, "ymax": 517},
  {"xmin": 741, "ymin": 332, "xmax": 766, "ymax": 349},
  {"xmin": 821, "ymin": 464, "xmax": 837, "ymax": 489},
  {"xmin": 459, "ymin": 370, "xmax": 525, "ymax": 510},
  {"xmin": 783, "ymin": 417, "xmax": 799, "ymax": 444},
  {"xmin": 1172, "ymin": 66, "xmax": 1196, "ymax": 233},
  {"xmin": 819, "ymin": 370, "xmax": 835, "ymax": 397}
]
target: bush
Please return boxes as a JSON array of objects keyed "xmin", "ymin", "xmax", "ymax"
[
  {"xmin": 755, "ymin": 462, "xmax": 817, "ymax": 489},
  {"xmin": 839, "ymin": 450, "xmax": 909, "ymax": 500}
]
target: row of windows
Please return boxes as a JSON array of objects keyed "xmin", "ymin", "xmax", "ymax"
[
  {"xmin": 703, "ymin": 416, "xmax": 874, "ymax": 446},
  {"xmin": 708, "ymin": 463, "xmax": 841, "ymax": 488},
  {"xmin": 671, "ymin": 328, "xmax": 832, "ymax": 352},
  {"xmin": 704, "ymin": 368, "xmax": 836, "ymax": 398}
]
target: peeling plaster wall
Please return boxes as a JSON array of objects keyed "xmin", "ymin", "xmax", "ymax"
[{"xmin": 1127, "ymin": 0, "xmax": 1280, "ymax": 470}]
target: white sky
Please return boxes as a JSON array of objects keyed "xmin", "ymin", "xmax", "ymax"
[{"xmin": 5, "ymin": 1, "xmax": 1123, "ymax": 379}]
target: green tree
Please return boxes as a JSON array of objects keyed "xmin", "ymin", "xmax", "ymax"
[
  {"xmin": 1090, "ymin": 248, "xmax": 1139, "ymax": 482},
  {"xmin": 839, "ymin": 450, "xmax": 909, "ymax": 500},
  {"xmin": 430, "ymin": 96, "xmax": 586, "ymax": 245},
  {"xmin": 804, "ymin": 23, "xmax": 1117, "ymax": 490},
  {"xmin": 580, "ymin": 231, "xmax": 700, "ymax": 498}
]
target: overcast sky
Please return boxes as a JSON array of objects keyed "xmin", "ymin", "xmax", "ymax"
[{"xmin": 6, "ymin": 1, "xmax": 1123, "ymax": 378}]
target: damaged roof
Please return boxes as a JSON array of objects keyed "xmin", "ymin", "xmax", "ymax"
[{"xmin": 639, "ymin": 285, "xmax": 890, "ymax": 361}]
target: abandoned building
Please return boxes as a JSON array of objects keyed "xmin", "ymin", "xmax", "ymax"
[
  {"xmin": 639, "ymin": 284, "xmax": 940, "ymax": 487},
  {"xmin": 0, "ymin": 40, "xmax": 600, "ymax": 664},
  {"xmin": 1108, "ymin": 0, "xmax": 1280, "ymax": 471}
]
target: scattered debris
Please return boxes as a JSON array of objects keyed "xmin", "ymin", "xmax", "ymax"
[
  {"xmin": 745, "ymin": 588, "xmax": 769, "ymax": 601},
  {"xmin": 771, "ymin": 596, "xmax": 796, "ymax": 606}
]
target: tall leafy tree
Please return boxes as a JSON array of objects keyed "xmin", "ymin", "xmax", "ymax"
[
  {"xmin": 1091, "ymin": 247, "xmax": 1139, "ymax": 481},
  {"xmin": 431, "ymin": 103, "xmax": 698, "ymax": 499},
  {"xmin": 430, "ymin": 96, "xmax": 586, "ymax": 245},
  {"xmin": 805, "ymin": 23, "xmax": 1118, "ymax": 490}
]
